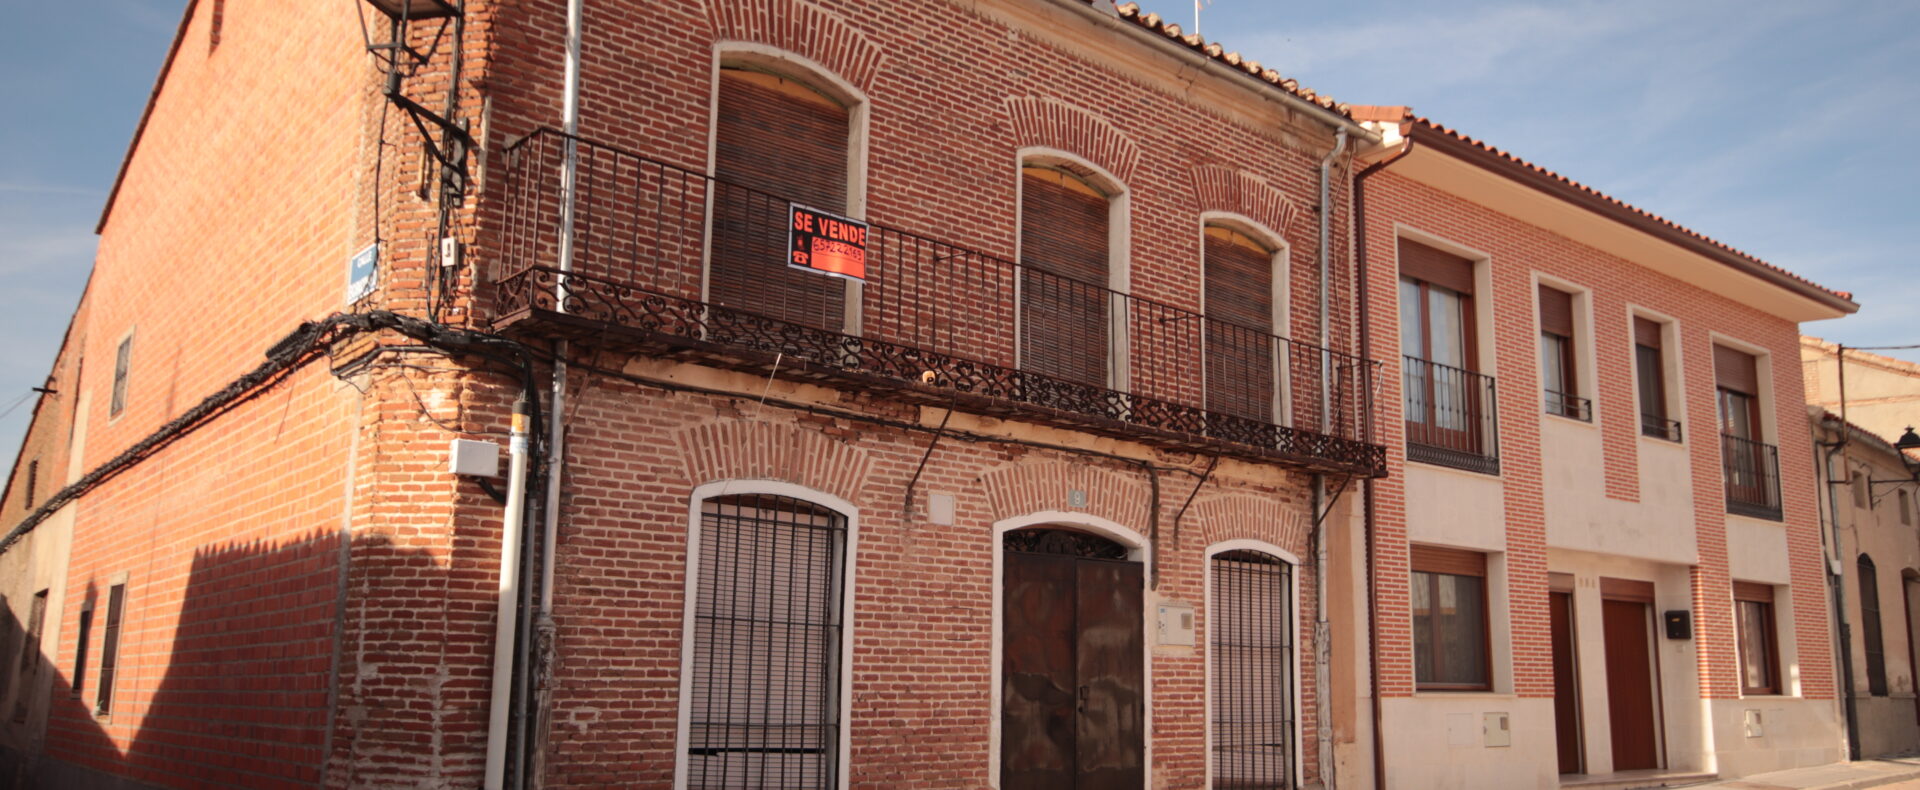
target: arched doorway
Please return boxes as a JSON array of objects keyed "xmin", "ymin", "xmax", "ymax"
[{"xmin": 1000, "ymin": 526, "xmax": 1144, "ymax": 789}]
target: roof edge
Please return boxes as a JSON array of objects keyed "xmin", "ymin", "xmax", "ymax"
[
  {"xmin": 1410, "ymin": 119, "xmax": 1858, "ymax": 316},
  {"xmin": 94, "ymin": 0, "xmax": 202, "ymax": 235}
]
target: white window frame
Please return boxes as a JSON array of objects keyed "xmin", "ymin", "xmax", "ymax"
[
  {"xmin": 1198, "ymin": 212, "xmax": 1293, "ymax": 427},
  {"xmin": 702, "ymin": 44, "xmax": 872, "ymax": 336},
  {"xmin": 672, "ymin": 480, "xmax": 860, "ymax": 790},
  {"xmin": 1012, "ymin": 148, "xmax": 1132, "ymax": 391}
]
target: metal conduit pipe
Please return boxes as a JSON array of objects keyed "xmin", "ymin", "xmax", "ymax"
[
  {"xmin": 1310, "ymin": 125, "xmax": 1347, "ymax": 788},
  {"xmin": 484, "ymin": 398, "xmax": 535, "ymax": 789}
]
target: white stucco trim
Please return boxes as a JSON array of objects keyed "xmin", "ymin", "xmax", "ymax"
[
  {"xmin": 987, "ymin": 510, "xmax": 1151, "ymax": 789},
  {"xmin": 673, "ymin": 480, "xmax": 860, "ymax": 790},
  {"xmin": 1202, "ymin": 539, "xmax": 1304, "ymax": 788}
]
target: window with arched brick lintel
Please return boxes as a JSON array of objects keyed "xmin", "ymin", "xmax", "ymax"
[{"xmin": 674, "ymin": 481, "xmax": 859, "ymax": 790}]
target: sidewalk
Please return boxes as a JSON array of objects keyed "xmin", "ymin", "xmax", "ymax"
[{"xmin": 1685, "ymin": 757, "xmax": 1920, "ymax": 790}]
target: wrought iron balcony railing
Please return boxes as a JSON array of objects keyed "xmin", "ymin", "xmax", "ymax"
[
  {"xmin": 490, "ymin": 130, "xmax": 1385, "ymax": 476},
  {"xmin": 1722, "ymin": 433, "xmax": 1782, "ymax": 520},
  {"xmin": 1641, "ymin": 414, "xmax": 1682, "ymax": 443},
  {"xmin": 1403, "ymin": 356, "xmax": 1500, "ymax": 475},
  {"xmin": 1544, "ymin": 390, "xmax": 1591, "ymax": 422}
]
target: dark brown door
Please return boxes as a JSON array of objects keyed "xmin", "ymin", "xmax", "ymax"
[
  {"xmin": 1549, "ymin": 592, "xmax": 1583, "ymax": 774},
  {"xmin": 1003, "ymin": 551, "xmax": 1144, "ymax": 789},
  {"xmin": 1601, "ymin": 599, "xmax": 1659, "ymax": 770}
]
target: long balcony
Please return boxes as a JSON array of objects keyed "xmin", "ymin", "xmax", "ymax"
[
  {"xmin": 1402, "ymin": 357, "xmax": 1500, "ymax": 475},
  {"xmin": 489, "ymin": 130, "xmax": 1386, "ymax": 476},
  {"xmin": 1722, "ymin": 433, "xmax": 1783, "ymax": 520}
]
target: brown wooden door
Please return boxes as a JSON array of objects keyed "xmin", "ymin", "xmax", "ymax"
[
  {"xmin": 1003, "ymin": 552, "xmax": 1144, "ymax": 790},
  {"xmin": 1550, "ymin": 592, "xmax": 1583, "ymax": 774},
  {"xmin": 1601, "ymin": 599, "xmax": 1660, "ymax": 770}
]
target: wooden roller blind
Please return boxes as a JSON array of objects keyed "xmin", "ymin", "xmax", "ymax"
[
  {"xmin": 1538, "ymin": 285, "xmax": 1573, "ymax": 337},
  {"xmin": 1600, "ymin": 577, "xmax": 1655, "ymax": 602},
  {"xmin": 1020, "ymin": 167, "xmax": 1110, "ymax": 387},
  {"xmin": 1204, "ymin": 227, "xmax": 1275, "ymax": 332},
  {"xmin": 1633, "ymin": 316, "xmax": 1663, "ymax": 349},
  {"xmin": 1399, "ymin": 239, "xmax": 1474, "ymax": 294},
  {"xmin": 1732, "ymin": 581, "xmax": 1774, "ymax": 603},
  {"xmin": 1714, "ymin": 345, "xmax": 1759, "ymax": 395},
  {"xmin": 709, "ymin": 68, "xmax": 848, "ymax": 329},
  {"xmin": 1204, "ymin": 227, "xmax": 1275, "ymax": 421},
  {"xmin": 1409, "ymin": 544, "xmax": 1486, "ymax": 577}
]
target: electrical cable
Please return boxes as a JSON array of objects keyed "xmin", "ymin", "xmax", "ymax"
[{"xmin": 0, "ymin": 390, "xmax": 35, "ymax": 422}]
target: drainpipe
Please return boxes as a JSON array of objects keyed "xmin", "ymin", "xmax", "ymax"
[
  {"xmin": 528, "ymin": 0, "xmax": 585, "ymax": 784},
  {"xmin": 1353, "ymin": 125, "xmax": 1413, "ymax": 790},
  {"xmin": 1311, "ymin": 127, "xmax": 1348, "ymax": 788},
  {"xmin": 484, "ymin": 397, "xmax": 535, "ymax": 789},
  {"xmin": 1825, "ymin": 346, "xmax": 1861, "ymax": 759}
]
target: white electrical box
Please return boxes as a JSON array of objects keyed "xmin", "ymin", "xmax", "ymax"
[
  {"xmin": 1156, "ymin": 602, "xmax": 1195, "ymax": 646},
  {"xmin": 1744, "ymin": 709, "xmax": 1764, "ymax": 738},
  {"xmin": 1483, "ymin": 712, "xmax": 1511, "ymax": 747},
  {"xmin": 448, "ymin": 438, "xmax": 501, "ymax": 478},
  {"xmin": 928, "ymin": 493, "xmax": 955, "ymax": 526}
]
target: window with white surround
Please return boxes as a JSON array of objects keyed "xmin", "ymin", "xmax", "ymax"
[
  {"xmin": 680, "ymin": 490, "xmax": 850, "ymax": 789},
  {"xmin": 1633, "ymin": 313, "xmax": 1681, "ymax": 442},
  {"xmin": 1209, "ymin": 545, "xmax": 1296, "ymax": 788},
  {"xmin": 1018, "ymin": 157, "xmax": 1128, "ymax": 391},
  {"xmin": 1202, "ymin": 221, "xmax": 1288, "ymax": 426},
  {"xmin": 1537, "ymin": 281, "xmax": 1589, "ymax": 421}
]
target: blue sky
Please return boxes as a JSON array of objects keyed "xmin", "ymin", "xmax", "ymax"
[{"xmin": 1, "ymin": 0, "xmax": 1916, "ymax": 456}]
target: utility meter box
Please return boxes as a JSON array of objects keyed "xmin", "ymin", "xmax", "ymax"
[
  {"xmin": 448, "ymin": 438, "xmax": 501, "ymax": 478},
  {"xmin": 1156, "ymin": 602, "xmax": 1195, "ymax": 647}
]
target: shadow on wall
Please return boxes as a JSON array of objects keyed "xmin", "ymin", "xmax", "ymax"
[{"xmin": 4, "ymin": 530, "xmax": 450, "ymax": 790}]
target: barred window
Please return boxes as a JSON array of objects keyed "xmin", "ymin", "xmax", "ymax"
[
  {"xmin": 684, "ymin": 493, "xmax": 847, "ymax": 789},
  {"xmin": 1211, "ymin": 549, "xmax": 1295, "ymax": 789}
]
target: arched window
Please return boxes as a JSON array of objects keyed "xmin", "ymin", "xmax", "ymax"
[
  {"xmin": 1203, "ymin": 224, "xmax": 1285, "ymax": 425},
  {"xmin": 1210, "ymin": 547, "xmax": 1295, "ymax": 788},
  {"xmin": 709, "ymin": 65, "xmax": 853, "ymax": 331},
  {"xmin": 1860, "ymin": 554, "xmax": 1888, "ymax": 696},
  {"xmin": 1020, "ymin": 164, "xmax": 1119, "ymax": 389},
  {"xmin": 683, "ymin": 492, "xmax": 849, "ymax": 788}
]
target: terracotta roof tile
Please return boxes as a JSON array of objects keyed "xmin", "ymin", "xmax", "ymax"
[
  {"xmin": 1412, "ymin": 117, "xmax": 1855, "ymax": 305},
  {"xmin": 1113, "ymin": 1, "xmax": 1351, "ymax": 117}
]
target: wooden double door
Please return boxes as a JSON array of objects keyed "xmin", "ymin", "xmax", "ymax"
[{"xmin": 1001, "ymin": 532, "xmax": 1145, "ymax": 790}]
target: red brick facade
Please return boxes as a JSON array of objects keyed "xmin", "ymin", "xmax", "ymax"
[{"xmin": 0, "ymin": 1, "xmax": 1853, "ymax": 788}]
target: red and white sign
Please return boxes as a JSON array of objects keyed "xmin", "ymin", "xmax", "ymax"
[{"xmin": 787, "ymin": 203, "xmax": 868, "ymax": 282}]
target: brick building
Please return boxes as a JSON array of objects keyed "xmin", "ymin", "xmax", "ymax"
[
  {"xmin": 0, "ymin": 1, "xmax": 1861, "ymax": 789},
  {"xmin": 1351, "ymin": 112, "xmax": 1857, "ymax": 786}
]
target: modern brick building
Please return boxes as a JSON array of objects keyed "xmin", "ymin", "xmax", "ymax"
[
  {"xmin": 1352, "ymin": 112, "xmax": 1858, "ymax": 786},
  {"xmin": 0, "ymin": 1, "xmax": 1862, "ymax": 789}
]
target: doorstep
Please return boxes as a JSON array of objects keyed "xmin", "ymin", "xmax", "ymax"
[{"xmin": 1561, "ymin": 769, "xmax": 1718, "ymax": 790}]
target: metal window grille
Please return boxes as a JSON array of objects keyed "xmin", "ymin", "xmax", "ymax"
[
  {"xmin": 1211, "ymin": 550, "xmax": 1294, "ymax": 789},
  {"xmin": 687, "ymin": 494, "xmax": 847, "ymax": 789},
  {"xmin": 96, "ymin": 584, "xmax": 125, "ymax": 715}
]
